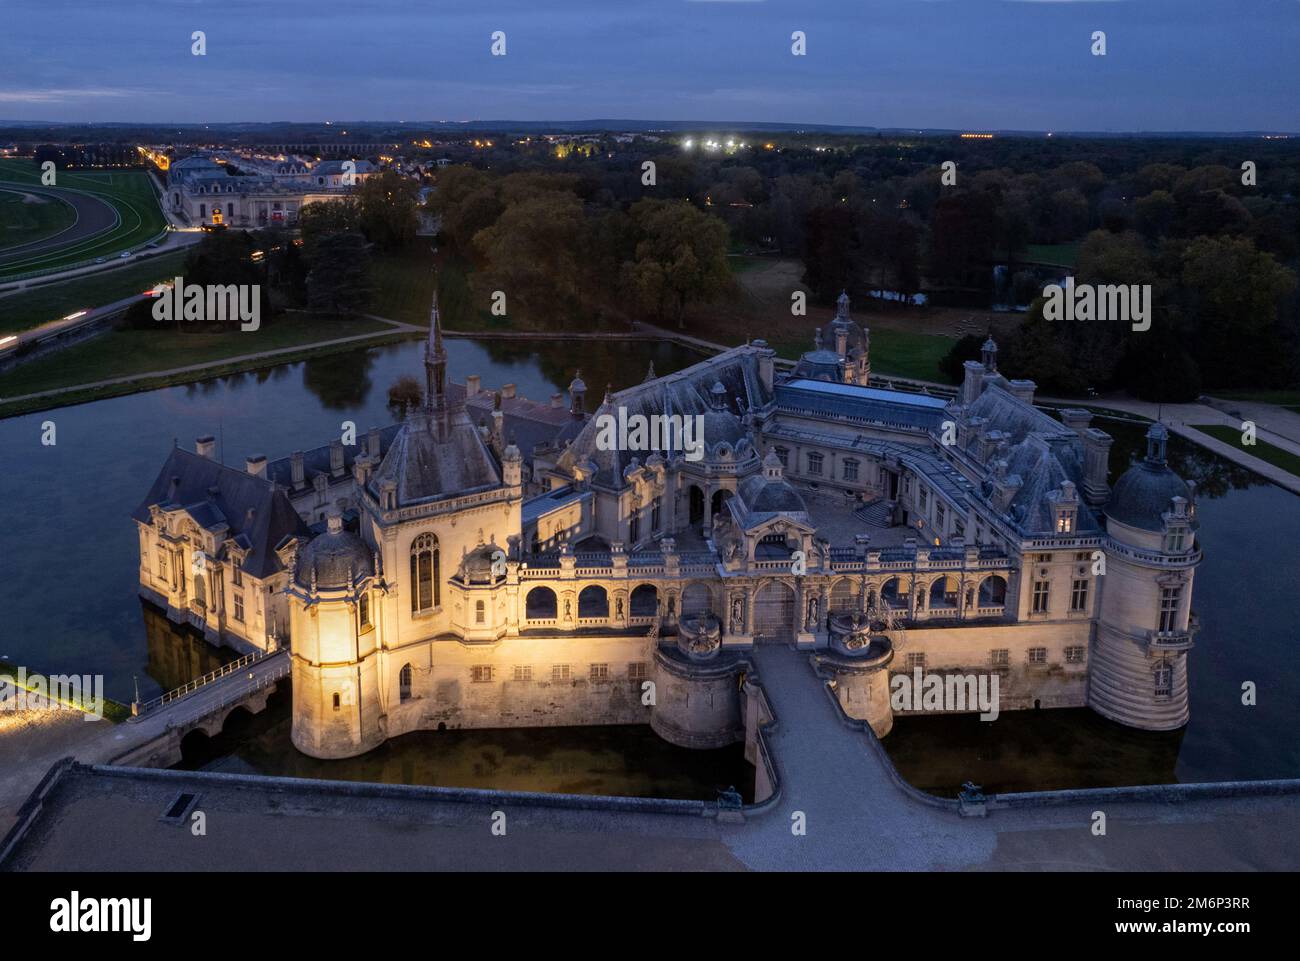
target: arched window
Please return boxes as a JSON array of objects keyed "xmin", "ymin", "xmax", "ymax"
[
  {"xmin": 578, "ymin": 585, "xmax": 609, "ymax": 619},
  {"xmin": 881, "ymin": 577, "xmax": 908, "ymax": 609},
  {"xmin": 399, "ymin": 664, "xmax": 412, "ymax": 702},
  {"xmin": 410, "ymin": 533, "xmax": 439, "ymax": 614},
  {"xmin": 630, "ymin": 584, "xmax": 658, "ymax": 617},
  {"xmin": 978, "ymin": 575, "xmax": 1007, "ymax": 607},
  {"xmin": 929, "ymin": 576, "xmax": 959, "ymax": 610},
  {"xmin": 526, "ymin": 586, "xmax": 557, "ymax": 620}
]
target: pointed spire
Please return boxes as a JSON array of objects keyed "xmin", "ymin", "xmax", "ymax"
[
  {"xmin": 644, "ymin": 360, "xmax": 656, "ymax": 382},
  {"xmin": 424, "ymin": 279, "xmax": 448, "ymax": 430}
]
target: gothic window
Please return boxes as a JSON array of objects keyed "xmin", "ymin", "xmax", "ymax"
[
  {"xmin": 410, "ymin": 534, "xmax": 439, "ymax": 614},
  {"xmin": 358, "ymin": 593, "xmax": 370, "ymax": 629},
  {"xmin": 399, "ymin": 664, "xmax": 412, "ymax": 702}
]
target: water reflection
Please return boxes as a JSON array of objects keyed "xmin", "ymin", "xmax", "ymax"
[
  {"xmin": 0, "ymin": 336, "xmax": 706, "ymax": 702},
  {"xmin": 176, "ymin": 687, "xmax": 755, "ymax": 802}
]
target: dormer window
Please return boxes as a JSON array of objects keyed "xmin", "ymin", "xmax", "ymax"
[
  {"xmin": 1055, "ymin": 510, "xmax": 1075, "ymax": 534},
  {"xmin": 1165, "ymin": 526, "xmax": 1187, "ymax": 553}
]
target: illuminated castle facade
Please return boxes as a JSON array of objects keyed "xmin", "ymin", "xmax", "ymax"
[{"xmin": 135, "ymin": 288, "xmax": 1201, "ymax": 758}]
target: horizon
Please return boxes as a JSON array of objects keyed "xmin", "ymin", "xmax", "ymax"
[{"xmin": 3, "ymin": 0, "xmax": 1298, "ymax": 131}]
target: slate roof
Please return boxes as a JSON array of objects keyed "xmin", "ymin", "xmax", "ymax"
[
  {"xmin": 776, "ymin": 379, "xmax": 948, "ymax": 431},
  {"xmin": 367, "ymin": 407, "xmax": 501, "ymax": 507},
  {"xmin": 294, "ymin": 526, "xmax": 374, "ymax": 590},
  {"xmin": 134, "ymin": 447, "xmax": 310, "ymax": 579}
]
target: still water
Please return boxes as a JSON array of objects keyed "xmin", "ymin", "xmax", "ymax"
[
  {"xmin": 0, "ymin": 336, "xmax": 705, "ymax": 701},
  {"xmin": 2, "ymin": 338, "xmax": 1297, "ymax": 794}
]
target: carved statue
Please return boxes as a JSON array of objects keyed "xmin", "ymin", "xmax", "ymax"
[
  {"xmin": 564, "ymin": 597, "xmax": 572, "ymax": 620},
  {"xmin": 806, "ymin": 595, "xmax": 819, "ymax": 628},
  {"xmin": 616, "ymin": 596, "xmax": 624, "ymax": 619},
  {"xmin": 730, "ymin": 595, "xmax": 744, "ymax": 635}
]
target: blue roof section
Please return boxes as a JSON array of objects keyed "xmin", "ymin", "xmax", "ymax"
[
  {"xmin": 522, "ymin": 485, "xmax": 588, "ymax": 524},
  {"xmin": 782, "ymin": 379, "xmax": 949, "ymax": 408},
  {"xmin": 775, "ymin": 379, "xmax": 948, "ymax": 431}
]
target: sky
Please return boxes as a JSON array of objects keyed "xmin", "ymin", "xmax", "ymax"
[{"xmin": 0, "ymin": 0, "xmax": 1297, "ymax": 131}]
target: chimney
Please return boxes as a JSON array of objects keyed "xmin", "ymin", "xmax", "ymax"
[
  {"xmin": 491, "ymin": 409, "xmax": 504, "ymax": 452},
  {"xmin": 551, "ymin": 393, "xmax": 564, "ymax": 409},
  {"xmin": 961, "ymin": 360, "xmax": 984, "ymax": 407},
  {"xmin": 291, "ymin": 450, "xmax": 305, "ymax": 487},
  {"xmin": 1080, "ymin": 428, "xmax": 1114, "ymax": 507},
  {"xmin": 246, "ymin": 455, "xmax": 267, "ymax": 478},
  {"xmin": 195, "ymin": 435, "xmax": 216, "ymax": 460},
  {"xmin": 465, "ymin": 374, "xmax": 480, "ymax": 398},
  {"xmin": 1007, "ymin": 379, "xmax": 1037, "ymax": 406},
  {"xmin": 329, "ymin": 438, "xmax": 345, "ymax": 477},
  {"xmin": 1059, "ymin": 408, "xmax": 1093, "ymax": 435},
  {"xmin": 753, "ymin": 340, "xmax": 775, "ymax": 394},
  {"xmin": 501, "ymin": 383, "xmax": 516, "ymax": 400},
  {"xmin": 367, "ymin": 426, "xmax": 381, "ymax": 459}
]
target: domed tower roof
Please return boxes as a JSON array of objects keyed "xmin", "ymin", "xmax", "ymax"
[
  {"xmin": 457, "ymin": 541, "xmax": 506, "ymax": 583},
  {"xmin": 828, "ymin": 290, "xmax": 869, "ymax": 358},
  {"xmin": 295, "ymin": 514, "xmax": 374, "ymax": 590},
  {"xmin": 794, "ymin": 327, "xmax": 845, "ymax": 382},
  {"xmin": 1105, "ymin": 423, "xmax": 1194, "ymax": 532}
]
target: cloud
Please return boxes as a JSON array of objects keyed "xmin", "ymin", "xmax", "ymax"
[{"xmin": 0, "ymin": 87, "xmax": 136, "ymax": 103}]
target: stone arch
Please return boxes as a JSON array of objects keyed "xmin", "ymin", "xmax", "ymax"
[
  {"xmin": 928, "ymin": 575, "xmax": 960, "ymax": 610},
  {"xmin": 752, "ymin": 580, "xmax": 796, "ymax": 644},
  {"xmin": 178, "ymin": 728, "xmax": 212, "ymax": 765},
  {"xmin": 630, "ymin": 583, "xmax": 659, "ymax": 618},
  {"xmin": 881, "ymin": 576, "xmax": 910, "ymax": 609},
  {"xmin": 525, "ymin": 585, "xmax": 557, "ymax": 620},
  {"xmin": 978, "ymin": 574, "xmax": 1007, "ymax": 606},
  {"xmin": 830, "ymin": 577, "xmax": 860, "ymax": 612},
  {"xmin": 688, "ymin": 485, "xmax": 705, "ymax": 526},
  {"xmin": 578, "ymin": 585, "xmax": 609, "ymax": 619},
  {"xmin": 680, "ymin": 582, "xmax": 713, "ymax": 617},
  {"xmin": 220, "ymin": 705, "xmax": 254, "ymax": 736},
  {"xmin": 711, "ymin": 489, "xmax": 733, "ymax": 518}
]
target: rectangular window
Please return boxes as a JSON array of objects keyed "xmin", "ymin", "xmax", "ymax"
[
  {"xmin": 1167, "ymin": 529, "xmax": 1186, "ymax": 552},
  {"xmin": 1065, "ymin": 645, "xmax": 1087, "ymax": 663},
  {"xmin": 774, "ymin": 447, "xmax": 789, "ymax": 468},
  {"xmin": 905, "ymin": 652, "xmax": 925, "ymax": 670},
  {"xmin": 1056, "ymin": 512, "xmax": 1073, "ymax": 534},
  {"xmin": 475, "ymin": 600, "xmax": 485, "ymax": 624},
  {"xmin": 990, "ymin": 649, "xmax": 1010, "ymax": 666},
  {"xmin": 1159, "ymin": 586, "xmax": 1181, "ymax": 632},
  {"xmin": 628, "ymin": 662, "xmax": 648, "ymax": 680},
  {"xmin": 1034, "ymin": 553, "xmax": 1052, "ymax": 563},
  {"xmin": 471, "ymin": 665, "xmax": 493, "ymax": 683},
  {"xmin": 551, "ymin": 664, "xmax": 571, "ymax": 682},
  {"xmin": 842, "ymin": 459, "xmax": 859, "ymax": 482},
  {"xmin": 918, "ymin": 487, "xmax": 928, "ymax": 512},
  {"xmin": 1028, "ymin": 647, "xmax": 1048, "ymax": 664},
  {"xmin": 1070, "ymin": 579, "xmax": 1089, "ymax": 612},
  {"xmin": 233, "ymin": 593, "xmax": 245, "ymax": 623},
  {"xmin": 1154, "ymin": 665, "xmax": 1173, "ymax": 698},
  {"xmin": 807, "ymin": 452, "xmax": 823, "ymax": 476},
  {"xmin": 1032, "ymin": 580, "xmax": 1050, "ymax": 613},
  {"xmin": 512, "ymin": 665, "xmax": 532, "ymax": 682},
  {"xmin": 589, "ymin": 663, "xmax": 609, "ymax": 680},
  {"xmin": 157, "ymin": 549, "xmax": 168, "ymax": 583},
  {"xmin": 232, "ymin": 565, "xmax": 242, "ymax": 587}
]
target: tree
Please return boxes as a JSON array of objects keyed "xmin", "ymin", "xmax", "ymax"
[
  {"xmin": 299, "ymin": 198, "xmax": 361, "ymax": 250},
  {"xmin": 356, "ymin": 170, "xmax": 420, "ymax": 250},
  {"xmin": 471, "ymin": 191, "xmax": 586, "ymax": 323},
  {"xmin": 387, "ymin": 375, "xmax": 424, "ymax": 417},
  {"xmin": 622, "ymin": 199, "xmax": 731, "ymax": 328},
  {"xmin": 306, "ymin": 232, "xmax": 373, "ymax": 316}
]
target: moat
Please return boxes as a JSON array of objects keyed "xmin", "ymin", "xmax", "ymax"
[{"xmin": 3, "ymin": 335, "xmax": 1298, "ymax": 797}]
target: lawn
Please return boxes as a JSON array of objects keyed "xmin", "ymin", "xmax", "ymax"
[
  {"xmin": 1189, "ymin": 424, "xmax": 1300, "ymax": 477},
  {"xmin": 0, "ymin": 248, "xmax": 190, "ymax": 334},
  {"xmin": 0, "ymin": 312, "xmax": 391, "ymax": 400},
  {"xmin": 369, "ymin": 242, "xmax": 438, "ymax": 324},
  {"xmin": 1024, "ymin": 243, "xmax": 1079, "ymax": 268},
  {"xmin": 1208, "ymin": 389, "xmax": 1300, "ymax": 409},
  {"xmin": 0, "ymin": 188, "xmax": 77, "ymax": 249},
  {"xmin": 0, "ymin": 160, "xmax": 168, "ymax": 278}
]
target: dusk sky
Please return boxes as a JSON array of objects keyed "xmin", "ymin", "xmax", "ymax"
[{"xmin": 1, "ymin": 0, "xmax": 1297, "ymax": 131}]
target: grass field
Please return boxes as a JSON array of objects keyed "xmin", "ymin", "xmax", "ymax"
[
  {"xmin": 1024, "ymin": 243, "xmax": 1080, "ymax": 268},
  {"xmin": 1209, "ymin": 389, "xmax": 1300, "ymax": 411},
  {"xmin": 0, "ymin": 188, "xmax": 77, "ymax": 249},
  {"xmin": 0, "ymin": 248, "xmax": 190, "ymax": 335},
  {"xmin": 1189, "ymin": 424, "xmax": 1300, "ymax": 477},
  {"xmin": 0, "ymin": 159, "xmax": 168, "ymax": 279},
  {"xmin": 369, "ymin": 243, "xmax": 438, "ymax": 324},
  {"xmin": 0, "ymin": 312, "xmax": 390, "ymax": 400}
]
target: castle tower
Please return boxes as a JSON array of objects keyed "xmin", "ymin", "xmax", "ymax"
[
  {"xmin": 1090, "ymin": 423, "xmax": 1200, "ymax": 730},
  {"xmin": 289, "ymin": 512, "xmax": 385, "ymax": 759}
]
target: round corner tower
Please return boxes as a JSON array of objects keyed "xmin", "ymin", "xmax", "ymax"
[
  {"xmin": 1090, "ymin": 423, "xmax": 1200, "ymax": 730},
  {"xmin": 289, "ymin": 513, "xmax": 386, "ymax": 758}
]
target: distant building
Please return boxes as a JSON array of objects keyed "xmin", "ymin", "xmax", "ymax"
[{"xmin": 164, "ymin": 153, "xmax": 375, "ymax": 227}]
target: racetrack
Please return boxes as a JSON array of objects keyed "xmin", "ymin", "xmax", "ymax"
[{"xmin": 0, "ymin": 186, "xmax": 120, "ymax": 267}]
